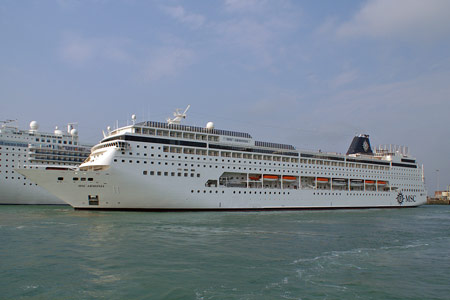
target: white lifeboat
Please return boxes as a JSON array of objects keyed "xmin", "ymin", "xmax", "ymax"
[
  {"xmin": 263, "ymin": 175, "xmax": 279, "ymax": 181},
  {"xmin": 282, "ymin": 176, "xmax": 297, "ymax": 182}
]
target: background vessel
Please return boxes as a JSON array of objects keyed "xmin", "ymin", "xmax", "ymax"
[{"xmin": 0, "ymin": 120, "xmax": 91, "ymax": 204}]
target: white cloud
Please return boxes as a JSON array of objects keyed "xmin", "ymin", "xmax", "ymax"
[
  {"xmin": 309, "ymin": 69, "xmax": 450, "ymax": 138},
  {"xmin": 144, "ymin": 47, "xmax": 195, "ymax": 81},
  {"xmin": 337, "ymin": 0, "xmax": 450, "ymax": 40},
  {"xmin": 59, "ymin": 34, "xmax": 132, "ymax": 66},
  {"xmin": 216, "ymin": 18, "xmax": 272, "ymax": 64},
  {"xmin": 224, "ymin": 0, "xmax": 268, "ymax": 13},
  {"xmin": 315, "ymin": 17, "xmax": 338, "ymax": 36},
  {"xmin": 60, "ymin": 36, "xmax": 95, "ymax": 65},
  {"xmin": 215, "ymin": 2, "xmax": 299, "ymax": 68},
  {"xmin": 162, "ymin": 5, "xmax": 205, "ymax": 29},
  {"xmin": 330, "ymin": 69, "xmax": 359, "ymax": 88},
  {"xmin": 60, "ymin": 34, "xmax": 195, "ymax": 81},
  {"xmin": 56, "ymin": 0, "xmax": 80, "ymax": 10}
]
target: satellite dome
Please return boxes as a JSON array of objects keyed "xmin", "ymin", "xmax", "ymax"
[
  {"xmin": 54, "ymin": 126, "xmax": 63, "ymax": 136},
  {"xmin": 70, "ymin": 128, "xmax": 78, "ymax": 136},
  {"xmin": 29, "ymin": 121, "xmax": 39, "ymax": 131},
  {"xmin": 206, "ymin": 122, "xmax": 214, "ymax": 130}
]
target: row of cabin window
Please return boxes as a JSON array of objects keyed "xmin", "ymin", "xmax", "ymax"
[
  {"xmin": 130, "ymin": 159, "xmax": 298, "ymax": 173},
  {"xmin": 0, "ymin": 134, "xmax": 77, "ymax": 144},
  {"xmin": 1, "ymin": 172, "xmax": 38, "ymax": 185},
  {"xmin": 132, "ymin": 144, "xmax": 415, "ymax": 176},
  {"xmin": 115, "ymin": 158, "xmax": 395, "ymax": 179},
  {"xmin": 143, "ymin": 170, "xmax": 200, "ymax": 178},
  {"xmin": 301, "ymin": 170, "xmax": 422, "ymax": 184},
  {"xmin": 300, "ymin": 158, "xmax": 390, "ymax": 170},
  {"xmin": 311, "ymin": 185, "xmax": 424, "ymax": 193},
  {"xmin": 300, "ymin": 170, "xmax": 393, "ymax": 179},
  {"xmin": 403, "ymin": 189, "xmax": 424, "ymax": 192},
  {"xmin": 312, "ymin": 192, "xmax": 390, "ymax": 196},
  {"xmin": 161, "ymin": 145, "xmax": 399, "ymax": 170},
  {"xmin": 72, "ymin": 177, "xmax": 93, "ymax": 181},
  {"xmin": 188, "ymin": 190, "xmax": 294, "ymax": 195},
  {"xmin": 32, "ymin": 150, "xmax": 87, "ymax": 156},
  {"xmin": 232, "ymin": 190, "xmax": 291, "ymax": 195},
  {"xmin": 34, "ymin": 138, "xmax": 76, "ymax": 145},
  {"xmin": 303, "ymin": 165, "xmax": 420, "ymax": 179},
  {"xmin": 0, "ymin": 156, "xmax": 70, "ymax": 167},
  {"xmin": 31, "ymin": 156, "xmax": 85, "ymax": 162},
  {"xmin": 113, "ymin": 158, "xmax": 418, "ymax": 180},
  {"xmin": 136, "ymin": 153, "xmax": 299, "ymax": 168},
  {"xmin": 134, "ymin": 144, "xmax": 413, "ymax": 173},
  {"xmin": 1, "ymin": 162, "xmax": 71, "ymax": 172},
  {"xmin": 192, "ymin": 190, "xmax": 225, "ymax": 194},
  {"xmin": 162, "ymin": 146, "xmax": 297, "ymax": 162},
  {"xmin": 0, "ymin": 145, "xmax": 28, "ymax": 150},
  {"xmin": 115, "ymin": 158, "xmax": 298, "ymax": 170},
  {"xmin": 1, "ymin": 175, "xmax": 26, "ymax": 181},
  {"xmin": 133, "ymin": 128, "xmax": 220, "ymax": 142}
]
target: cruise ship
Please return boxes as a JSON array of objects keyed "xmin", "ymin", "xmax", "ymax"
[
  {"xmin": 17, "ymin": 107, "xmax": 427, "ymax": 210},
  {"xmin": 1, "ymin": 120, "xmax": 91, "ymax": 205}
]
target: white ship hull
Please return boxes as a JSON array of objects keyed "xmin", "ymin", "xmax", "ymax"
[
  {"xmin": 16, "ymin": 112, "xmax": 427, "ymax": 211},
  {"xmin": 18, "ymin": 166, "xmax": 426, "ymax": 210}
]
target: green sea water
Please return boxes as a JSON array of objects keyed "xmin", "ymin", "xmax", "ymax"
[{"xmin": 1, "ymin": 205, "xmax": 449, "ymax": 300}]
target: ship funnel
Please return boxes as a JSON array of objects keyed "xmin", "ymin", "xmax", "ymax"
[{"xmin": 346, "ymin": 134, "xmax": 373, "ymax": 155}]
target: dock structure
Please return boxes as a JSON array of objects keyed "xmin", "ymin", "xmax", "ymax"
[{"xmin": 427, "ymin": 186, "xmax": 450, "ymax": 204}]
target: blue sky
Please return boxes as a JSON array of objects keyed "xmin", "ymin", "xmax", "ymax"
[{"xmin": 1, "ymin": 0, "xmax": 450, "ymax": 194}]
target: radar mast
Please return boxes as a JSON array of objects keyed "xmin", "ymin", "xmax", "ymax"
[{"xmin": 167, "ymin": 105, "xmax": 190, "ymax": 125}]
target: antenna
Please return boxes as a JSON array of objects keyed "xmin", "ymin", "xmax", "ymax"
[
  {"xmin": 1, "ymin": 119, "xmax": 17, "ymax": 125},
  {"xmin": 167, "ymin": 105, "xmax": 191, "ymax": 125},
  {"xmin": 103, "ymin": 126, "xmax": 112, "ymax": 138},
  {"xmin": 422, "ymin": 164, "xmax": 425, "ymax": 183},
  {"xmin": 67, "ymin": 122, "xmax": 78, "ymax": 134}
]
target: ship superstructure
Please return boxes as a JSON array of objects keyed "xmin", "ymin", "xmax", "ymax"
[
  {"xmin": 18, "ymin": 108, "xmax": 427, "ymax": 210},
  {"xmin": 1, "ymin": 120, "xmax": 91, "ymax": 204}
]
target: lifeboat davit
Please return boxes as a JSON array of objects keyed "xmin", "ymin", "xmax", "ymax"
[
  {"xmin": 263, "ymin": 175, "xmax": 279, "ymax": 181},
  {"xmin": 350, "ymin": 179, "xmax": 364, "ymax": 186},
  {"xmin": 282, "ymin": 176, "xmax": 297, "ymax": 182},
  {"xmin": 332, "ymin": 179, "xmax": 347, "ymax": 186}
]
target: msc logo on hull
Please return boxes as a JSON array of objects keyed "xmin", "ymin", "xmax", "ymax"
[{"xmin": 396, "ymin": 192, "xmax": 416, "ymax": 205}]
